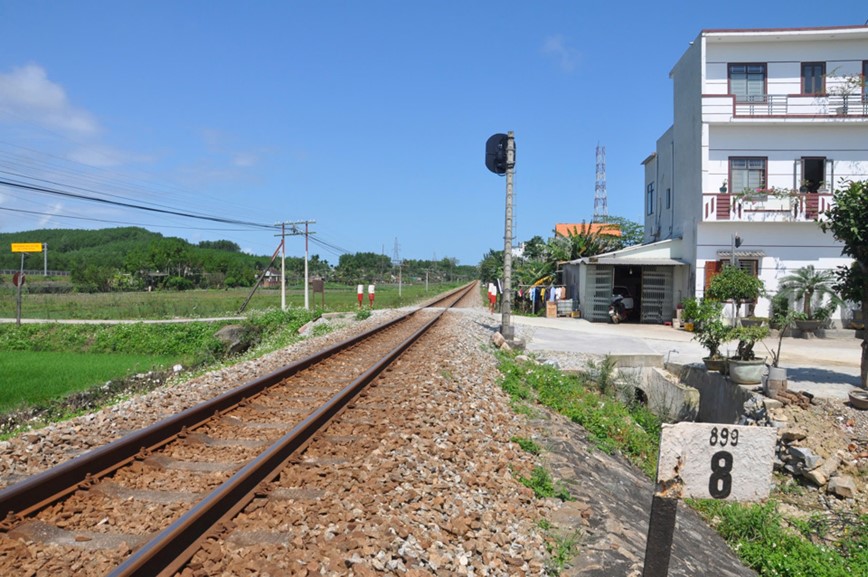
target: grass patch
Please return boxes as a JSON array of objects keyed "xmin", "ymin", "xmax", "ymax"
[
  {"xmin": 0, "ymin": 351, "xmax": 174, "ymax": 412},
  {"xmin": 497, "ymin": 353, "xmax": 868, "ymax": 577},
  {"xmin": 690, "ymin": 500, "xmax": 868, "ymax": 577},
  {"xmin": 0, "ymin": 282, "xmax": 460, "ymax": 320},
  {"xmin": 0, "ymin": 307, "xmax": 320, "ymax": 434},
  {"xmin": 517, "ymin": 465, "xmax": 572, "ymax": 501},
  {"xmin": 544, "ymin": 528, "xmax": 583, "ymax": 575},
  {"xmin": 497, "ymin": 352, "xmax": 661, "ymax": 478},
  {"xmin": 511, "ymin": 436, "xmax": 542, "ymax": 455}
]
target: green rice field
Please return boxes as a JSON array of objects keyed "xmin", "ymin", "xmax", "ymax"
[
  {"xmin": 1, "ymin": 351, "xmax": 176, "ymax": 412},
  {"xmin": 0, "ymin": 282, "xmax": 462, "ymax": 320}
]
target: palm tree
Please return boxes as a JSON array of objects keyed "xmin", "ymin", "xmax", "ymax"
[
  {"xmin": 546, "ymin": 222, "xmax": 621, "ymax": 262},
  {"xmin": 777, "ymin": 265, "xmax": 839, "ymax": 318}
]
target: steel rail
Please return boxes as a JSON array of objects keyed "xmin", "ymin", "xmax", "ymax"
[
  {"xmin": 108, "ymin": 287, "xmax": 468, "ymax": 577},
  {"xmin": 0, "ymin": 284, "xmax": 470, "ymax": 525}
]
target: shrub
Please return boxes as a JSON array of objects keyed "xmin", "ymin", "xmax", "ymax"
[{"xmin": 706, "ymin": 266, "xmax": 765, "ymax": 305}]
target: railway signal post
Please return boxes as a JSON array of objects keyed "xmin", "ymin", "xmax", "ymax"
[{"xmin": 485, "ymin": 131, "xmax": 516, "ymax": 341}]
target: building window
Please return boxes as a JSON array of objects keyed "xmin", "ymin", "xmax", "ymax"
[
  {"xmin": 728, "ymin": 63, "xmax": 766, "ymax": 102},
  {"xmin": 665, "ymin": 188, "xmax": 671, "ymax": 209},
  {"xmin": 646, "ymin": 183, "xmax": 655, "ymax": 215},
  {"xmin": 801, "ymin": 157, "xmax": 826, "ymax": 192},
  {"xmin": 801, "ymin": 62, "xmax": 825, "ymax": 95},
  {"xmin": 729, "ymin": 157, "xmax": 766, "ymax": 193}
]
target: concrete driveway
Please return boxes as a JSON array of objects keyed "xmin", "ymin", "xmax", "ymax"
[{"xmin": 509, "ymin": 315, "xmax": 864, "ymax": 401}]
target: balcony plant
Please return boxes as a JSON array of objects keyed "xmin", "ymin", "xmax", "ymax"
[
  {"xmin": 719, "ymin": 179, "xmax": 728, "ymax": 193},
  {"xmin": 735, "ymin": 186, "xmax": 768, "ymax": 202},
  {"xmin": 826, "ymin": 70, "xmax": 867, "ymax": 114}
]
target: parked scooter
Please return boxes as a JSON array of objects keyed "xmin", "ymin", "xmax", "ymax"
[{"xmin": 608, "ymin": 295, "xmax": 629, "ymax": 324}]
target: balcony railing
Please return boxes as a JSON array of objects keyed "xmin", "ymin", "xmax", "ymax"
[
  {"xmin": 702, "ymin": 191, "xmax": 833, "ymax": 222},
  {"xmin": 703, "ymin": 94, "xmax": 868, "ymax": 120}
]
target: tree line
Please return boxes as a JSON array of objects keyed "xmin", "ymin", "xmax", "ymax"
[
  {"xmin": 0, "ymin": 228, "xmax": 474, "ymax": 292},
  {"xmin": 478, "ymin": 215, "xmax": 644, "ymax": 289}
]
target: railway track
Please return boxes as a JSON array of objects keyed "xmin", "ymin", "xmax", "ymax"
[{"xmin": 0, "ymin": 282, "xmax": 518, "ymax": 576}]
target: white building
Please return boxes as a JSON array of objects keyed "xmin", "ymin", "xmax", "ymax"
[{"xmin": 640, "ymin": 25, "xmax": 867, "ymax": 322}]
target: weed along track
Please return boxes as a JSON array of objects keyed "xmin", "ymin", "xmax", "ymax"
[{"xmin": 0, "ymin": 283, "xmax": 547, "ymax": 576}]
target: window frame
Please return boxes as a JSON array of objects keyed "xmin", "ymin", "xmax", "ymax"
[
  {"xmin": 801, "ymin": 157, "xmax": 826, "ymax": 193},
  {"xmin": 728, "ymin": 63, "xmax": 767, "ymax": 102},
  {"xmin": 801, "ymin": 62, "xmax": 826, "ymax": 95},
  {"xmin": 729, "ymin": 157, "xmax": 768, "ymax": 193}
]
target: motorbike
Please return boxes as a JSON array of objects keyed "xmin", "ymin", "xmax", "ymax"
[{"xmin": 608, "ymin": 294, "xmax": 629, "ymax": 324}]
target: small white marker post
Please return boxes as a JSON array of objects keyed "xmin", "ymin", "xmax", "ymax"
[{"xmin": 642, "ymin": 422, "xmax": 776, "ymax": 577}]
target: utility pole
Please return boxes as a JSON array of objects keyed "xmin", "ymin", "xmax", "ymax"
[
  {"xmin": 280, "ymin": 224, "xmax": 286, "ymax": 310},
  {"xmin": 501, "ymin": 131, "xmax": 516, "ymax": 341},
  {"xmin": 392, "ymin": 238, "xmax": 402, "ymax": 297},
  {"xmin": 275, "ymin": 220, "xmax": 317, "ymax": 310},
  {"xmin": 485, "ymin": 131, "xmax": 517, "ymax": 341},
  {"xmin": 43, "ymin": 243, "xmax": 47, "ymax": 276}
]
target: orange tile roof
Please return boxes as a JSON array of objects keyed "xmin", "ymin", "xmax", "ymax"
[{"xmin": 555, "ymin": 222, "xmax": 622, "ymax": 237}]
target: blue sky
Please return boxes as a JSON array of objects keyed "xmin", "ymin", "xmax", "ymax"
[{"xmin": 1, "ymin": 2, "xmax": 866, "ymax": 267}]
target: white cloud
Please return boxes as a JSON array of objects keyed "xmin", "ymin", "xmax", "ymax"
[
  {"xmin": 66, "ymin": 145, "xmax": 154, "ymax": 168},
  {"xmin": 38, "ymin": 202, "xmax": 65, "ymax": 227},
  {"xmin": 0, "ymin": 64, "xmax": 100, "ymax": 136},
  {"xmin": 541, "ymin": 35, "xmax": 581, "ymax": 72},
  {"xmin": 199, "ymin": 127, "xmax": 263, "ymax": 169},
  {"xmin": 232, "ymin": 152, "xmax": 258, "ymax": 167}
]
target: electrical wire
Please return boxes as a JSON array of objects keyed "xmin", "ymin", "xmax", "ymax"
[
  {"xmin": 0, "ymin": 177, "xmax": 276, "ymax": 230},
  {"xmin": 0, "ymin": 140, "xmax": 277, "ymax": 228},
  {"xmin": 0, "ymin": 205, "xmax": 264, "ymax": 231}
]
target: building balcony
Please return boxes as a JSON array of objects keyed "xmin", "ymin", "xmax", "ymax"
[
  {"xmin": 703, "ymin": 94, "xmax": 868, "ymax": 122},
  {"xmin": 702, "ymin": 191, "xmax": 833, "ymax": 222}
]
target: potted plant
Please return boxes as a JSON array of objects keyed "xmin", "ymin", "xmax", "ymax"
[
  {"xmin": 762, "ymin": 309, "xmax": 798, "ymax": 396},
  {"xmin": 735, "ymin": 186, "xmax": 768, "ymax": 203},
  {"xmin": 683, "ymin": 297, "xmax": 728, "ymax": 371},
  {"xmin": 726, "ymin": 324, "xmax": 770, "ymax": 384},
  {"xmin": 719, "ymin": 179, "xmax": 728, "ymax": 193},
  {"xmin": 777, "ymin": 265, "xmax": 842, "ymax": 337},
  {"xmin": 706, "ymin": 265, "xmax": 767, "ymax": 384},
  {"xmin": 706, "ymin": 265, "xmax": 766, "ymax": 323},
  {"xmin": 826, "ymin": 69, "xmax": 866, "ymax": 115}
]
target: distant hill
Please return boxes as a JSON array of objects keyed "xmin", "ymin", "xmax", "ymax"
[{"xmin": 0, "ymin": 227, "xmax": 264, "ymax": 272}]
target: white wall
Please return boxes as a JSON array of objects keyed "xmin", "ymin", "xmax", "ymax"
[
  {"xmin": 707, "ymin": 125, "xmax": 868, "ymax": 192},
  {"xmin": 695, "ymin": 221, "xmax": 851, "ymax": 317}
]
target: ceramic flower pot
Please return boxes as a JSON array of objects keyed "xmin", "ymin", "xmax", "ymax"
[
  {"xmin": 728, "ymin": 358, "xmax": 766, "ymax": 385},
  {"xmin": 703, "ymin": 357, "xmax": 727, "ymax": 373}
]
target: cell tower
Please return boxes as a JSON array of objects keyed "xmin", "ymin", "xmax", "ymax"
[{"xmin": 593, "ymin": 144, "xmax": 608, "ymax": 222}]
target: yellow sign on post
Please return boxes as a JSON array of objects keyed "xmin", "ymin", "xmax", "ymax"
[{"xmin": 11, "ymin": 243, "xmax": 43, "ymax": 253}]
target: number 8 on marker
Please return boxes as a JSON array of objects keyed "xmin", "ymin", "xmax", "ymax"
[{"xmin": 708, "ymin": 451, "xmax": 733, "ymax": 499}]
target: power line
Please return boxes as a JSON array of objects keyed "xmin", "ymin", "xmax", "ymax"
[
  {"xmin": 0, "ymin": 205, "xmax": 264, "ymax": 232},
  {"xmin": 0, "ymin": 177, "xmax": 275, "ymax": 230},
  {"xmin": 0, "ymin": 140, "xmax": 276, "ymax": 229}
]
